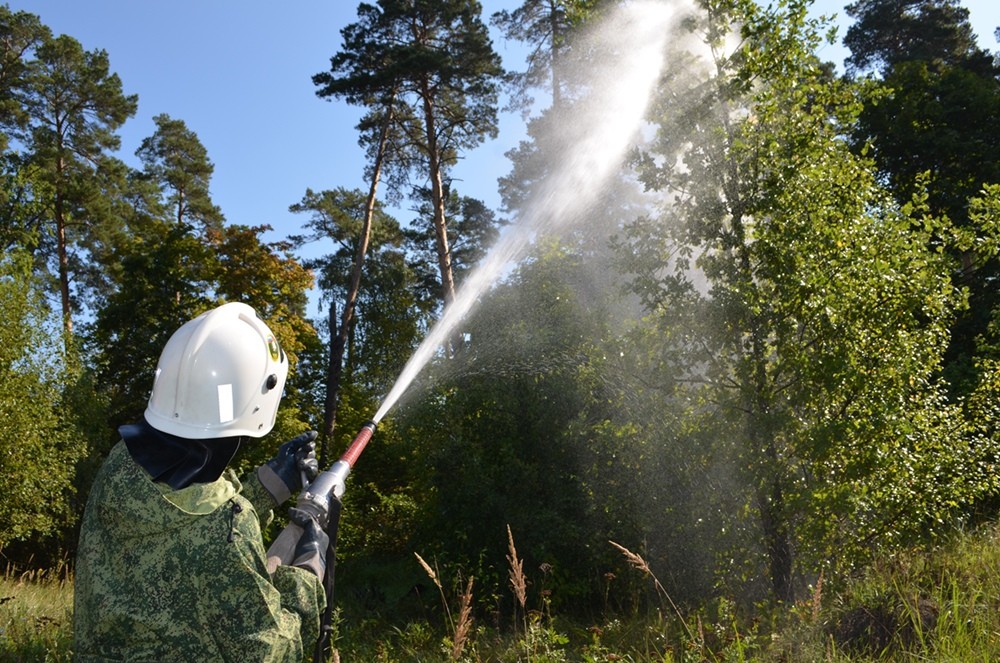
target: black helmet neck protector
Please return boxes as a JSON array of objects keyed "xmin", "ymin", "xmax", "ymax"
[{"xmin": 121, "ymin": 418, "xmax": 242, "ymax": 491}]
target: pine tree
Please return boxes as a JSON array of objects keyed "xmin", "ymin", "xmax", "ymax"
[
  {"xmin": 315, "ymin": 0, "xmax": 503, "ymax": 307},
  {"xmin": 19, "ymin": 33, "xmax": 137, "ymax": 337}
]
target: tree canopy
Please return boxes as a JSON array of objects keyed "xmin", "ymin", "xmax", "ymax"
[{"xmin": 844, "ymin": 0, "xmax": 1000, "ymax": 396}]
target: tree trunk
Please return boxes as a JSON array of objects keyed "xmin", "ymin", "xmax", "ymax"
[
  {"xmin": 730, "ymin": 166, "xmax": 795, "ymax": 601},
  {"xmin": 55, "ymin": 155, "xmax": 72, "ymax": 339},
  {"xmin": 320, "ymin": 100, "xmax": 394, "ymax": 464},
  {"xmin": 548, "ymin": 0, "xmax": 562, "ymax": 110},
  {"xmin": 322, "ymin": 299, "xmax": 345, "ymax": 464},
  {"xmin": 420, "ymin": 79, "xmax": 456, "ymax": 307},
  {"xmin": 756, "ymin": 444, "xmax": 793, "ymax": 602}
]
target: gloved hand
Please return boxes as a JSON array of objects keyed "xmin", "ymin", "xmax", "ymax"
[
  {"xmin": 257, "ymin": 431, "xmax": 319, "ymax": 505},
  {"xmin": 288, "ymin": 507, "xmax": 329, "ymax": 580}
]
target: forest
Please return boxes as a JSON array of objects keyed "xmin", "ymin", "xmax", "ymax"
[{"xmin": 2, "ymin": 0, "xmax": 1000, "ymax": 660}]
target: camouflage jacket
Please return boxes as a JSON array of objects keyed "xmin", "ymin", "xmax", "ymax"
[{"xmin": 73, "ymin": 441, "xmax": 326, "ymax": 662}]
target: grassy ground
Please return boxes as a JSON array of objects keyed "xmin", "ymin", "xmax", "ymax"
[
  {"xmin": 6, "ymin": 522, "xmax": 1000, "ymax": 661},
  {"xmin": 0, "ymin": 562, "xmax": 73, "ymax": 662}
]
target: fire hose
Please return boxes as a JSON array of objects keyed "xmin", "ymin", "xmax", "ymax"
[{"xmin": 265, "ymin": 421, "xmax": 377, "ymax": 662}]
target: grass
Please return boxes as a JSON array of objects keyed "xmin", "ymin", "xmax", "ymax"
[
  {"xmin": 0, "ymin": 562, "xmax": 73, "ymax": 662},
  {"xmin": 8, "ymin": 521, "xmax": 1000, "ymax": 661}
]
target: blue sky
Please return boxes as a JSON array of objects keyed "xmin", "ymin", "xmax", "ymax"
[
  {"xmin": 8, "ymin": 1, "xmax": 1000, "ymax": 319},
  {"xmin": 10, "ymin": 1, "xmax": 530, "ymax": 319}
]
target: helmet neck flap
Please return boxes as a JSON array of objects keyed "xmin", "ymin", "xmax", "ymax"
[{"xmin": 121, "ymin": 418, "xmax": 241, "ymax": 490}]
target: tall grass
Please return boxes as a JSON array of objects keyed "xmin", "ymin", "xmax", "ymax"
[
  {"xmin": 11, "ymin": 521, "xmax": 1000, "ymax": 661},
  {"xmin": 0, "ymin": 562, "xmax": 73, "ymax": 662}
]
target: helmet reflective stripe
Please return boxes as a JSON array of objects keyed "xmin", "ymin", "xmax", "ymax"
[
  {"xmin": 217, "ymin": 384, "xmax": 234, "ymax": 422},
  {"xmin": 145, "ymin": 302, "xmax": 289, "ymax": 439}
]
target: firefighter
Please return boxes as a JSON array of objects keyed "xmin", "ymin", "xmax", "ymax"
[{"xmin": 74, "ymin": 302, "xmax": 327, "ymax": 662}]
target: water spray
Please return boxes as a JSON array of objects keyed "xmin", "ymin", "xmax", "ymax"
[
  {"xmin": 274, "ymin": 2, "xmax": 687, "ymax": 659},
  {"xmin": 370, "ymin": 0, "xmax": 678, "ymax": 426},
  {"xmin": 292, "ymin": 0, "xmax": 680, "ymax": 517},
  {"xmin": 274, "ymin": 0, "xmax": 680, "ymax": 580}
]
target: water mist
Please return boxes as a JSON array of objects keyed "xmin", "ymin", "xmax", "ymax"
[{"xmin": 373, "ymin": 0, "xmax": 687, "ymax": 424}]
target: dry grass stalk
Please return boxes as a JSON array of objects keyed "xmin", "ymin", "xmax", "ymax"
[
  {"xmin": 609, "ymin": 540, "xmax": 695, "ymax": 643},
  {"xmin": 811, "ymin": 570, "xmax": 824, "ymax": 622},
  {"xmin": 609, "ymin": 540, "xmax": 651, "ymax": 575},
  {"xmin": 451, "ymin": 576, "xmax": 474, "ymax": 660},
  {"xmin": 507, "ymin": 525, "xmax": 527, "ymax": 610},
  {"xmin": 415, "ymin": 551, "xmax": 453, "ymax": 629},
  {"xmin": 414, "ymin": 551, "xmax": 442, "ymax": 591}
]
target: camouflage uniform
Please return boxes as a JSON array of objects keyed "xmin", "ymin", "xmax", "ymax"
[{"xmin": 73, "ymin": 441, "xmax": 326, "ymax": 662}]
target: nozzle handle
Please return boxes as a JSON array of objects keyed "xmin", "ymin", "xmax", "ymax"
[{"xmin": 339, "ymin": 420, "xmax": 376, "ymax": 468}]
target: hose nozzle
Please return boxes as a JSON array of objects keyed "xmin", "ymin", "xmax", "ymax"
[{"xmin": 295, "ymin": 421, "xmax": 377, "ymax": 525}]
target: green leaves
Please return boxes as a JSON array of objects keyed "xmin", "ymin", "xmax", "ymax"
[
  {"xmin": 7, "ymin": 25, "xmax": 138, "ymax": 336},
  {"xmin": 136, "ymin": 114, "xmax": 223, "ymax": 231},
  {"xmin": 615, "ymin": 0, "xmax": 997, "ymax": 598},
  {"xmin": 0, "ymin": 251, "xmax": 89, "ymax": 548},
  {"xmin": 845, "ymin": 0, "xmax": 1000, "ymax": 399}
]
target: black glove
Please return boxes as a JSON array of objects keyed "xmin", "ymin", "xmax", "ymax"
[
  {"xmin": 288, "ymin": 507, "xmax": 329, "ymax": 580},
  {"xmin": 258, "ymin": 431, "xmax": 319, "ymax": 505}
]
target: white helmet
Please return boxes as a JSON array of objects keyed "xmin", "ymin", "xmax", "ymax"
[{"xmin": 145, "ymin": 302, "xmax": 289, "ymax": 439}]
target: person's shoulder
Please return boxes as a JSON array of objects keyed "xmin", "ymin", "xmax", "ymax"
[
  {"xmin": 89, "ymin": 440, "xmax": 129, "ymax": 484},
  {"xmin": 104, "ymin": 439, "xmax": 145, "ymax": 477}
]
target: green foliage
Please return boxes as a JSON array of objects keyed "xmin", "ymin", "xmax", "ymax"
[
  {"xmin": 289, "ymin": 186, "xmax": 427, "ymax": 465},
  {"xmin": 17, "ymin": 29, "xmax": 137, "ymax": 333},
  {"xmin": 135, "ymin": 114, "xmax": 223, "ymax": 230},
  {"xmin": 13, "ymin": 521, "xmax": 1000, "ymax": 661},
  {"xmin": 213, "ymin": 223, "xmax": 316, "ymax": 362},
  {"xmin": 405, "ymin": 189, "xmax": 505, "ymax": 302},
  {"xmin": 322, "ymin": 0, "xmax": 503, "ymax": 155},
  {"xmin": 844, "ymin": 0, "xmax": 992, "ymax": 76},
  {"xmin": 316, "ymin": 0, "xmax": 504, "ymax": 304},
  {"xmin": 0, "ymin": 251, "xmax": 88, "ymax": 549},
  {"xmin": 389, "ymin": 242, "xmax": 627, "ymax": 614},
  {"xmin": 844, "ymin": 0, "xmax": 1000, "ymax": 399},
  {"xmin": 490, "ymin": 0, "xmax": 603, "ymax": 112},
  {"xmin": 87, "ymin": 217, "xmax": 216, "ymax": 428},
  {"xmin": 615, "ymin": 0, "xmax": 997, "ymax": 602},
  {"xmin": 853, "ymin": 61, "xmax": 1000, "ymax": 227},
  {"xmin": 0, "ymin": 152, "xmax": 51, "ymax": 254},
  {"xmin": 0, "ymin": 5, "xmax": 51, "ymax": 150},
  {"xmin": 88, "ymin": 117, "xmax": 318, "ymax": 458},
  {"xmin": 289, "ymin": 188, "xmax": 427, "ymax": 375},
  {"xmin": 813, "ymin": 522, "xmax": 1000, "ymax": 660}
]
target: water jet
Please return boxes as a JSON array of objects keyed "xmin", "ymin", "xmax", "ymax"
[{"xmin": 371, "ymin": 0, "xmax": 684, "ymax": 427}]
